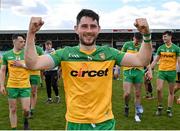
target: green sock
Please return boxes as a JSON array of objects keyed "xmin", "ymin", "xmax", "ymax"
[
  {"xmin": 167, "ymin": 107, "xmax": 172, "ymax": 111},
  {"xmin": 11, "ymin": 127, "xmax": 16, "ymax": 130},
  {"xmin": 31, "ymin": 109, "xmax": 35, "ymax": 113}
]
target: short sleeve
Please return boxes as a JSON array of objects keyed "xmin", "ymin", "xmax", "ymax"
[
  {"xmin": 121, "ymin": 42, "xmax": 128, "ymax": 52},
  {"xmin": 110, "ymin": 47, "xmax": 125, "ymax": 66},
  {"xmin": 49, "ymin": 48, "xmax": 64, "ymax": 67},
  {"xmin": 2, "ymin": 54, "xmax": 7, "ymax": 65},
  {"xmin": 177, "ymin": 46, "xmax": 180, "ymax": 57},
  {"xmin": 156, "ymin": 46, "xmax": 161, "ymax": 56},
  {"xmin": 36, "ymin": 46, "xmax": 44, "ymax": 55}
]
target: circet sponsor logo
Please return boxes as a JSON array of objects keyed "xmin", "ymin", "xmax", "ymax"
[{"xmin": 70, "ymin": 68, "xmax": 109, "ymax": 77}]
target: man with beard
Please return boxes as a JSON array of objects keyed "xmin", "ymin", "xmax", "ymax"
[{"xmin": 24, "ymin": 9, "xmax": 152, "ymax": 130}]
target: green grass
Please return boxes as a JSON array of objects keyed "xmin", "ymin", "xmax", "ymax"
[{"xmin": 0, "ymin": 72, "xmax": 180, "ymax": 130}]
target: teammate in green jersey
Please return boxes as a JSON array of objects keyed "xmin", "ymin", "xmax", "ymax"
[
  {"xmin": 151, "ymin": 31, "xmax": 180, "ymax": 117},
  {"xmin": 24, "ymin": 9, "xmax": 152, "ymax": 130},
  {"xmin": 0, "ymin": 34, "xmax": 31, "ymax": 130},
  {"xmin": 121, "ymin": 33, "xmax": 144, "ymax": 122}
]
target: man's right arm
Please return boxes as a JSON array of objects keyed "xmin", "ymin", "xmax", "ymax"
[
  {"xmin": 25, "ymin": 17, "xmax": 54, "ymax": 70},
  {"xmin": 150, "ymin": 55, "xmax": 160, "ymax": 69},
  {"xmin": 0, "ymin": 65, "xmax": 7, "ymax": 95}
]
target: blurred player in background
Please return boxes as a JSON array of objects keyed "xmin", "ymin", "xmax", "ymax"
[
  {"xmin": 0, "ymin": 34, "xmax": 31, "ymax": 130},
  {"xmin": 151, "ymin": 31, "xmax": 180, "ymax": 117}
]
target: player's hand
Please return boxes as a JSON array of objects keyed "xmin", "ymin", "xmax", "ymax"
[
  {"xmin": 29, "ymin": 17, "xmax": 44, "ymax": 34},
  {"xmin": 134, "ymin": 18, "xmax": 150, "ymax": 34},
  {"xmin": 177, "ymin": 98, "xmax": 180, "ymax": 104},
  {"xmin": 145, "ymin": 68, "xmax": 153, "ymax": 80},
  {"xmin": 13, "ymin": 60, "xmax": 25, "ymax": 68},
  {"xmin": 0, "ymin": 86, "xmax": 7, "ymax": 96}
]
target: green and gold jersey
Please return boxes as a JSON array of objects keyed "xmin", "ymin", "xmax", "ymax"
[
  {"xmin": 49, "ymin": 45, "xmax": 125, "ymax": 123},
  {"xmin": 29, "ymin": 45, "xmax": 44, "ymax": 76},
  {"xmin": 157, "ymin": 43, "xmax": 180, "ymax": 71},
  {"xmin": 2, "ymin": 49, "xmax": 30, "ymax": 88},
  {"xmin": 121, "ymin": 41, "xmax": 143, "ymax": 70}
]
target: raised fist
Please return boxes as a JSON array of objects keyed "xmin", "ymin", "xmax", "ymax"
[
  {"xmin": 134, "ymin": 18, "xmax": 150, "ymax": 34},
  {"xmin": 29, "ymin": 17, "xmax": 44, "ymax": 34}
]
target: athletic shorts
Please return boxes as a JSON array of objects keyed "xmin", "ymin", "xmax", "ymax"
[
  {"xmin": 176, "ymin": 72, "xmax": 180, "ymax": 83},
  {"xmin": 66, "ymin": 119, "xmax": 115, "ymax": 130},
  {"xmin": 30, "ymin": 75, "xmax": 41, "ymax": 85},
  {"xmin": 158, "ymin": 71, "xmax": 176, "ymax": 83},
  {"xmin": 7, "ymin": 88, "xmax": 31, "ymax": 99},
  {"xmin": 123, "ymin": 69, "xmax": 144, "ymax": 83}
]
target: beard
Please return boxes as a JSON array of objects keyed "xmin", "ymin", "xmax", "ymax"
[{"xmin": 79, "ymin": 33, "xmax": 98, "ymax": 46}]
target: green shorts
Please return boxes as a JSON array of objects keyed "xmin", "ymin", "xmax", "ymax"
[
  {"xmin": 66, "ymin": 119, "xmax": 115, "ymax": 130},
  {"xmin": 30, "ymin": 75, "xmax": 40, "ymax": 85},
  {"xmin": 123, "ymin": 69, "xmax": 144, "ymax": 83},
  {"xmin": 7, "ymin": 88, "xmax": 31, "ymax": 99},
  {"xmin": 158, "ymin": 71, "xmax": 176, "ymax": 83}
]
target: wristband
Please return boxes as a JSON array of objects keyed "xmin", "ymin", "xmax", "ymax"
[
  {"xmin": 144, "ymin": 39, "xmax": 152, "ymax": 43},
  {"xmin": 143, "ymin": 34, "xmax": 151, "ymax": 37},
  {"xmin": 143, "ymin": 34, "xmax": 151, "ymax": 40},
  {"xmin": 143, "ymin": 34, "xmax": 151, "ymax": 43}
]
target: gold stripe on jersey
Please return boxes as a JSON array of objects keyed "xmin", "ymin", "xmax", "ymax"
[
  {"xmin": 29, "ymin": 70, "xmax": 41, "ymax": 75},
  {"xmin": 123, "ymin": 50, "xmax": 143, "ymax": 70},
  {"xmin": 61, "ymin": 60, "xmax": 115, "ymax": 123},
  {"xmin": 7, "ymin": 60, "xmax": 30, "ymax": 88},
  {"xmin": 159, "ymin": 52, "xmax": 177, "ymax": 71}
]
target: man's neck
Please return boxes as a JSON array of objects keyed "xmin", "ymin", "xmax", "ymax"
[
  {"xmin": 80, "ymin": 44, "xmax": 96, "ymax": 51},
  {"xmin": 165, "ymin": 41, "xmax": 172, "ymax": 46},
  {"xmin": 46, "ymin": 48, "xmax": 53, "ymax": 51},
  {"xmin": 13, "ymin": 48, "xmax": 21, "ymax": 53},
  {"xmin": 133, "ymin": 41, "xmax": 139, "ymax": 46}
]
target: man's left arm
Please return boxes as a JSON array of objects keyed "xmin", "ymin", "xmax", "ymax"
[{"xmin": 121, "ymin": 18, "xmax": 152, "ymax": 67}]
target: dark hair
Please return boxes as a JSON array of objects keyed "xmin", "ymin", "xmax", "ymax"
[
  {"xmin": 76, "ymin": 9, "xmax": 99, "ymax": 25},
  {"xmin": 134, "ymin": 32, "xmax": 142, "ymax": 40},
  {"xmin": 45, "ymin": 40, "xmax": 52, "ymax": 45},
  {"xmin": 12, "ymin": 34, "xmax": 26, "ymax": 40},
  {"xmin": 163, "ymin": 31, "xmax": 172, "ymax": 36}
]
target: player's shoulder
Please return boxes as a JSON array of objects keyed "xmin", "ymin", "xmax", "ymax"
[
  {"xmin": 1, "ymin": 50, "xmax": 13, "ymax": 61},
  {"xmin": 58, "ymin": 45, "xmax": 79, "ymax": 52},
  {"xmin": 158, "ymin": 44, "xmax": 165, "ymax": 49},
  {"xmin": 36, "ymin": 45, "xmax": 42, "ymax": 49},
  {"xmin": 53, "ymin": 46, "xmax": 79, "ymax": 57},
  {"xmin": 124, "ymin": 41, "xmax": 133, "ymax": 45},
  {"xmin": 97, "ymin": 45, "xmax": 120, "ymax": 55},
  {"xmin": 97, "ymin": 45, "xmax": 115, "ymax": 51},
  {"xmin": 3, "ymin": 49, "xmax": 13, "ymax": 56},
  {"xmin": 172, "ymin": 43, "xmax": 179, "ymax": 49}
]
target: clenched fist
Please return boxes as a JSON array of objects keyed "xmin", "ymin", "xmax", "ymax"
[
  {"xmin": 29, "ymin": 17, "xmax": 44, "ymax": 34},
  {"xmin": 134, "ymin": 18, "xmax": 150, "ymax": 34}
]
